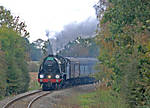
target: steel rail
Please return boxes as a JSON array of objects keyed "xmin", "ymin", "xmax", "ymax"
[
  {"xmin": 2, "ymin": 90, "xmax": 42, "ymax": 108},
  {"xmin": 27, "ymin": 91, "xmax": 51, "ymax": 108}
]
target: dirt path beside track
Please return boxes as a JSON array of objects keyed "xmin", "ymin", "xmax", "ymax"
[
  {"xmin": 32, "ymin": 84, "xmax": 96, "ymax": 108},
  {"xmin": 0, "ymin": 84, "xmax": 96, "ymax": 108}
]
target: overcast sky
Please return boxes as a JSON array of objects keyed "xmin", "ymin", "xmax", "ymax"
[{"xmin": 0, "ymin": 0, "xmax": 98, "ymax": 42}]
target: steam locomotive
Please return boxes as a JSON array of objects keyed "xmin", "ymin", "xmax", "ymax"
[
  {"xmin": 38, "ymin": 55, "xmax": 68, "ymax": 90},
  {"xmin": 38, "ymin": 55, "xmax": 98, "ymax": 90}
]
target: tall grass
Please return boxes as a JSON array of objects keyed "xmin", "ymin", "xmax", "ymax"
[
  {"xmin": 78, "ymin": 86, "xmax": 129, "ymax": 108},
  {"xmin": 28, "ymin": 79, "xmax": 41, "ymax": 91},
  {"xmin": 54, "ymin": 84, "xmax": 128, "ymax": 108}
]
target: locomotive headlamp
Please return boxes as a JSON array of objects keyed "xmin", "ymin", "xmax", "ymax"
[
  {"xmin": 55, "ymin": 75, "xmax": 60, "ymax": 79},
  {"xmin": 40, "ymin": 74, "xmax": 44, "ymax": 78},
  {"xmin": 48, "ymin": 75, "xmax": 51, "ymax": 79}
]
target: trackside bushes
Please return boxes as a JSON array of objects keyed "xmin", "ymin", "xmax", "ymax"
[
  {"xmin": 95, "ymin": 0, "xmax": 150, "ymax": 107},
  {"xmin": 78, "ymin": 86, "xmax": 128, "ymax": 108},
  {"xmin": 0, "ymin": 26, "xmax": 30, "ymax": 96},
  {"xmin": 0, "ymin": 49, "xmax": 7, "ymax": 99}
]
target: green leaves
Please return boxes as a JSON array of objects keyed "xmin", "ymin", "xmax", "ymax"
[
  {"xmin": 58, "ymin": 37, "xmax": 99, "ymax": 57},
  {"xmin": 0, "ymin": 6, "xmax": 29, "ymax": 38},
  {"xmin": 96, "ymin": 0, "xmax": 150, "ymax": 107},
  {"xmin": 0, "ymin": 6, "xmax": 30, "ymax": 98},
  {"xmin": 0, "ymin": 26, "xmax": 30, "ymax": 96},
  {"xmin": 0, "ymin": 49, "xmax": 7, "ymax": 99}
]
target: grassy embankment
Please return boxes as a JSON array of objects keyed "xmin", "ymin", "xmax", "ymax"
[
  {"xmin": 28, "ymin": 61, "xmax": 41, "ymax": 91},
  {"xmin": 28, "ymin": 72, "xmax": 41, "ymax": 91},
  {"xmin": 78, "ymin": 86, "xmax": 128, "ymax": 108},
  {"xmin": 56, "ymin": 84, "xmax": 128, "ymax": 108}
]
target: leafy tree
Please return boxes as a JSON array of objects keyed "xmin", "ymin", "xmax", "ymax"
[
  {"xmin": 0, "ymin": 6, "xmax": 30, "ymax": 97},
  {"xmin": 0, "ymin": 6, "xmax": 29, "ymax": 37},
  {"xmin": 95, "ymin": 0, "xmax": 150, "ymax": 107},
  {"xmin": 0, "ymin": 45, "xmax": 7, "ymax": 99},
  {"xmin": 58, "ymin": 37, "xmax": 99, "ymax": 57},
  {"xmin": 0, "ymin": 26, "xmax": 30, "ymax": 95},
  {"xmin": 30, "ymin": 39, "xmax": 43, "ymax": 61}
]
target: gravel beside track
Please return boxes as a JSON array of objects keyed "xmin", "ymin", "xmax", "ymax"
[
  {"xmin": 0, "ymin": 81, "xmax": 98, "ymax": 108},
  {"xmin": 27, "ymin": 91, "xmax": 51, "ymax": 108},
  {"xmin": 0, "ymin": 90, "xmax": 41, "ymax": 108},
  {"xmin": 32, "ymin": 84, "xmax": 96, "ymax": 108},
  {"xmin": 0, "ymin": 90, "xmax": 46, "ymax": 108},
  {"xmin": 3, "ymin": 90, "xmax": 51, "ymax": 108}
]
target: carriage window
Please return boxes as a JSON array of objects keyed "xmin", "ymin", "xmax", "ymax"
[{"xmin": 75, "ymin": 64, "xmax": 79, "ymax": 73}]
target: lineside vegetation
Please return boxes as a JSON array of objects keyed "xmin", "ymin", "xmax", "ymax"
[
  {"xmin": 0, "ymin": 6, "xmax": 30, "ymax": 99},
  {"xmin": 95, "ymin": 0, "xmax": 150, "ymax": 107}
]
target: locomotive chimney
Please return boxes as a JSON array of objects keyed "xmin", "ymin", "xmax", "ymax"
[{"xmin": 45, "ymin": 30, "xmax": 53, "ymax": 55}]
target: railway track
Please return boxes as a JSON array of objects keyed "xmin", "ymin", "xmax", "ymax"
[
  {"xmin": 2, "ymin": 76, "xmax": 96, "ymax": 108},
  {"xmin": 3, "ymin": 90, "xmax": 51, "ymax": 108}
]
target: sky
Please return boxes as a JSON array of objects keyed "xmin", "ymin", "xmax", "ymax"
[{"xmin": 0, "ymin": 0, "xmax": 99, "ymax": 42}]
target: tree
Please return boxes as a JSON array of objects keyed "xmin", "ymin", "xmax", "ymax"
[
  {"xmin": 96, "ymin": 0, "xmax": 150, "ymax": 107},
  {"xmin": 0, "ymin": 44, "xmax": 7, "ymax": 98},
  {"xmin": 30, "ymin": 39, "xmax": 44, "ymax": 61},
  {"xmin": 0, "ymin": 6, "xmax": 29, "ymax": 38},
  {"xmin": 58, "ymin": 37, "xmax": 99, "ymax": 57},
  {"xmin": 0, "ymin": 6, "xmax": 30, "ymax": 97},
  {"xmin": 0, "ymin": 26, "xmax": 30, "ymax": 95}
]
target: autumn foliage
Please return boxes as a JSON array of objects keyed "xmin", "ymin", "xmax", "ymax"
[
  {"xmin": 95, "ymin": 0, "xmax": 150, "ymax": 107},
  {"xmin": 0, "ymin": 6, "xmax": 30, "ymax": 98}
]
